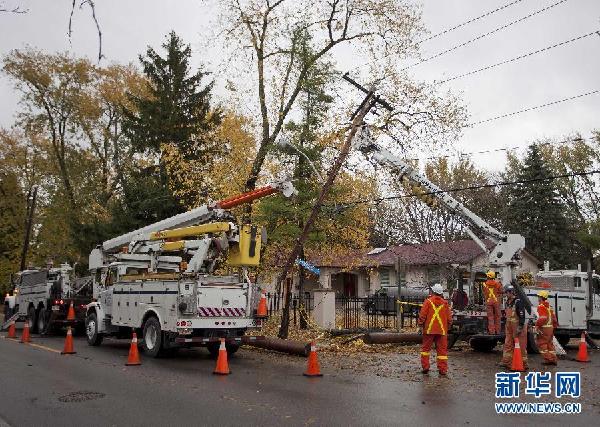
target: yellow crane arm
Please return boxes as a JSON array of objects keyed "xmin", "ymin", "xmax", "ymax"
[{"xmin": 149, "ymin": 222, "xmax": 231, "ymax": 241}]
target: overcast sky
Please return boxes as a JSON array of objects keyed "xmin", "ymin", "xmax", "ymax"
[{"xmin": 0, "ymin": 0, "xmax": 598, "ymax": 170}]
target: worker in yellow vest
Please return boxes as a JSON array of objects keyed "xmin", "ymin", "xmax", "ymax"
[
  {"xmin": 483, "ymin": 271, "xmax": 503, "ymax": 334},
  {"xmin": 535, "ymin": 290, "xmax": 558, "ymax": 365},
  {"xmin": 418, "ymin": 283, "xmax": 452, "ymax": 375}
]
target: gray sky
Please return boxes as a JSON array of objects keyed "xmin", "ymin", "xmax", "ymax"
[{"xmin": 0, "ymin": 0, "xmax": 598, "ymax": 169}]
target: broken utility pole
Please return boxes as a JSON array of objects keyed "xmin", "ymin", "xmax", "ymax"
[{"xmin": 277, "ymin": 75, "xmax": 393, "ymax": 338}]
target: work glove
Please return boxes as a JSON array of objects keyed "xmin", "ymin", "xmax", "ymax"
[{"xmin": 516, "ymin": 327, "xmax": 522, "ymax": 335}]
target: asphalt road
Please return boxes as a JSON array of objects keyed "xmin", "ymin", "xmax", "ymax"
[{"xmin": 0, "ymin": 330, "xmax": 598, "ymax": 426}]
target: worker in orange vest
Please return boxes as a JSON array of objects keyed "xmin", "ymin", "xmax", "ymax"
[
  {"xmin": 499, "ymin": 285, "xmax": 528, "ymax": 369},
  {"xmin": 418, "ymin": 283, "xmax": 452, "ymax": 375},
  {"xmin": 535, "ymin": 290, "xmax": 558, "ymax": 365},
  {"xmin": 483, "ymin": 271, "xmax": 503, "ymax": 334}
]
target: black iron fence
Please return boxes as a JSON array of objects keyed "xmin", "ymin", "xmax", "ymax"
[
  {"xmin": 265, "ymin": 291, "xmax": 426, "ymax": 331},
  {"xmin": 265, "ymin": 291, "xmax": 314, "ymax": 327}
]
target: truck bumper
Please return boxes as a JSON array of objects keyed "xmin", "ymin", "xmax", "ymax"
[{"xmin": 175, "ymin": 335, "xmax": 265, "ymax": 346}]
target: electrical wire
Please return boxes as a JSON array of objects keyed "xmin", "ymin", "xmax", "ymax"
[
  {"xmin": 418, "ymin": 0, "xmax": 527, "ymax": 44},
  {"xmin": 400, "ymin": 135, "xmax": 588, "ymax": 163},
  {"xmin": 401, "ymin": 0, "xmax": 569, "ymax": 71},
  {"xmin": 439, "ymin": 30, "xmax": 600, "ymax": 84},
  {"xmin": 336, "ymin": 169, "xmax": 600, "ymax": 208},
  {"xmin": 469, "ymin": 89, "xmax": 600, "ymax": 126}
]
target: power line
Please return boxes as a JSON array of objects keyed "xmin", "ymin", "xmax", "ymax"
[
  {"xmin": 469, "ymin": 89, "xmax": 600, "ymax": 126},
  {"xmin": 418, "ymin": 0, "xmax": 527, "ymax": 44},
  {"xmin": 401, "ymin": 0, "xmax": 569, "ymax": 71},
  {"xmin": 400, "ymin": 135, "xmax": 587, "ymax": 163},
  {"xmin": 439, "ymin": 30, "xmax": 600, "ymax": 84},
  {"xmin": 339, "ymin": 169, "xmax": 600, "ymax": 208}
]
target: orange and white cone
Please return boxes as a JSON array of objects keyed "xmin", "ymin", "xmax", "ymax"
[
  {"xmin": 510, "ymin": 337, "xmax": 524, "ymax": 372},
  {"xmin": 575, "ymin": 332, "xmax": 590, "ymax": 362},
  {"xmin": 125, "ymin": 331, "xmax": 141, "ymax": 366},
  {"xmin": 256, "ymin": 291, "xmax": 268, "ymax": 317},
  {"xmin": 20, "ymin": 320, "xmax": 31, "ymax": 344},
  {"xmin": 213, "ymin": 338, "xmax": 230, "ymax": 375},
  {"xmin": 61, "ymin": 326, "xmax": 76, "ymax": 354},
  {"xmin": 7, "ymin": 321, "xmax": 17, "ymax": 339},
  {"xmin": 66, "ymin": 301, "xmax": 76, "ymax": 321},
  {"xmin": 304, "ymin": 341, "xmax": 323, "ymax": 377}
]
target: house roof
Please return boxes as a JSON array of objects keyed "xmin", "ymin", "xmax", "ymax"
[{"xmin": 310, "ymin": 239, "xmax": 527, "ymax": 268}]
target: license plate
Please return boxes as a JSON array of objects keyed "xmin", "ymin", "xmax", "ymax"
[{"xmin": 52, "ymin": 305, "xmax": 60, "ymax": 311}]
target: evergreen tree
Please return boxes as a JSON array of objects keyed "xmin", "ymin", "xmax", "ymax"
[
  {"xmin": 124, "ymin": 31, "xmax": 221, "ymax": 158},
  {"xmin": 114, "ymin": 31, "xmax": 222, "ymax": 233},
  {"xmin": 503, "ymin": 144, "xmax": 575, "ymax": 268}
]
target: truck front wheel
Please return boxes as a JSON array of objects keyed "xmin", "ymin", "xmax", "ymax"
[
  {"xmin": 85, "ymin": 312, "xmax": 103, "ymax": 346},
  {"xmin": 142, "ymin": 316, "xmax": 163, "ymax": 358}
]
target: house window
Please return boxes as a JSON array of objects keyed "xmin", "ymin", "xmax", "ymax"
[
  {"xmin": 574, "ymin": 277, "xmax": 581, "ymax": 288},
  {"xmin": 380, "ymin": 269, "xmax": 390, "ymax": 287}
]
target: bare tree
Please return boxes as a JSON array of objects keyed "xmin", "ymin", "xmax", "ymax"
[{"xmin": 216, "ymin": 1, "xmax": 465, "ymax": 206}]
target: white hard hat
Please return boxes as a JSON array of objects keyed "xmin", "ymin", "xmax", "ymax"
[{"xmin": 431, "ymin": 283, "xmax": 443, "ymax": 295}]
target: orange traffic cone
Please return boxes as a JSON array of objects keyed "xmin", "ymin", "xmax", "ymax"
[
  {"xmin": 575, "ymin": 332, "xmax": 590, "ymax": 362},
  {"xmin": 256, "ymin": 291, "xmax": 268, "ymax": 317},
  {"xmin": 7, "ymin": 321, "xmax": 17, "ymax": 339},
  {"xmin": 125, "ymin": 331, "xmax": 141, "ymax": 366},
  {"xmin": 61, "ymin": 326, "xmax": 76, "ymax": 355},
  {"xmin": 213, "ymin": 338, "xmax": 230, "ymax": 375},
  {"xmin": 304, "ymin": 341, "xmax": 323, "ymax": 377},
  {"xmin": 510, "ymin": 337, "xmax": 524, "ymax": 372},
  {"xmin": 20, "ymin": 320, "xmax": 31, "ymax": 343},
  {"xmin": 66, "ymin": 301, "xmax": 76, "ymax": 321}
]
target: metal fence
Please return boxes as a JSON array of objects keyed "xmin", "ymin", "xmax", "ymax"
[
  {"xmin": 265, "ymin": 291, "xmax": 314, "ymax": 327},
  {"xmin": 266, "ymin": 291, "xmax": 426, "ymax": 331}
]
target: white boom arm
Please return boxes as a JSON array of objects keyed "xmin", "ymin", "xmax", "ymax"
[
  {"xmin": 355, "ymin": 137, "xmax": 525, "ymax": 285},
  {"xmin": 101, "ymin": 180, "xmax": 296, "ymax": 253}
]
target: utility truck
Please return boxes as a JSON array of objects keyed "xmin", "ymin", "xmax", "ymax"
[
  {"xmin": 528, "ymin": 265, "xmax": 600, "ymax": 345},
  {"xmin": 3, "ymin": 263, "xmax": 92, "ymax": 334},
  {"xmin": 85, "ymin": 181, "xmax": 296, "ymax": 357},
  {"xmin": 352, "ymin": 130, "xmax": 599, "ymax": 351},
  {"xmin": 354, "ymin": 132, "xmax": 600, "ymax": 351}
]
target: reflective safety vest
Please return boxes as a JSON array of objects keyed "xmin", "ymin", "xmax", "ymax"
[
  {"xmin": 483, "ymin": 280, "xmax": 500, "ymax": 303},
  {"xmin": 536, "ymin": 301, "xmax": 557, "ymax": 328},
  {"xmin": 418, "ymin": 295, "xmax": 451, "ymax": 335}
]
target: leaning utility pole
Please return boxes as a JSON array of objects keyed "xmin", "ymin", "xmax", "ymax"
[
  {"xmin": 277, "ymin": 75, "xmax": 392, "ymax": 338},
  {"xmin": 20, "ymin": 185, "xmax": 38, "ymax": 271}
]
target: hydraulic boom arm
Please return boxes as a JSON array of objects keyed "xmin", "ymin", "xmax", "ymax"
[{"xmin": 354, "ymin": 137, "xmax": 524, "ymax": 285}]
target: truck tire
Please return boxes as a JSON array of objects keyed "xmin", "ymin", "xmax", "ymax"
[
  {"xmin": 37, "ymin": 307, "xmax": 47, "ymax": 334},
  {"xmin": 469, "ymin": 337, "xmax": 497, "ymax": 352},
  {"xmin": 85, "ymin": 312, "xmax": 103, "ymax": 346},
  {"xmin": 28, "ymin": 305, "xmax": 37, "ymax": 333},
  {"xmin": 142, "ymin": 316, "xmax": 163, "ymax": 358}
]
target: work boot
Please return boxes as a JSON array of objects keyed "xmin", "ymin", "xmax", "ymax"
[
  {"xmin": 496, "ymin": 362, "xmax": 507, "ymax": 368},
  {"xmin": 542, "ymin": 361, "xmax": 557, "ymax": 366},
  {"xmin": 439, "ymin": 371, "xmax": 447, "ymax": 376},
  {"xmin": 422, "ymin": 369, "xmax": 429, "ymax": 374}
]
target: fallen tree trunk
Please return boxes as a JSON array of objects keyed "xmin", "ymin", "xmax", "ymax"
[
  {"xmin": 244, "ymin": 337, "xmax": 311, "ymax": 357},
  {"xmin": 363, "ymin": 332, "xmax": 423, "ymax": 345}
]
